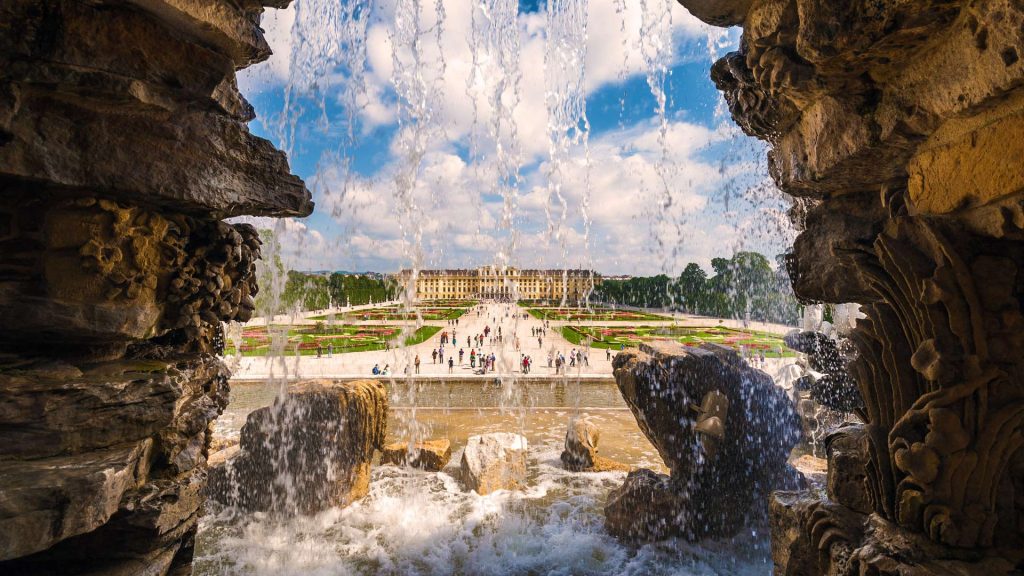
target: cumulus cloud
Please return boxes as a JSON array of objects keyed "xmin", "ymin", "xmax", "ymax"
[{"xmin": 237, "ymin": 1, "xmax": 789, "ymax": 276}]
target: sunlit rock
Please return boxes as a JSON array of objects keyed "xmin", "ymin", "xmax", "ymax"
[
  {"xmin": 382, "ymin": 438, "xmax": 452, "ymax": 472},
  {"xmin": 208, "ymin": 379, "xmax": 388, "ymax": 515},
  {"xmin": 560, "ymin": 414, "xmax": 629, "ymax": 473},
  {"xmin": 607, "ymin": 341, "xmax": 802, "ymax": 541},
  {"xmin": 459, "ymin": 432, "xmax": 528, "ymax": 495}
]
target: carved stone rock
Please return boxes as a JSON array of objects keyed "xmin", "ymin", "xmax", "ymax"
[
  {"xmin": 679, "ymin": 0, "xmax": 1024, "ymax": 570},
  {"xmin": 560, "ymin": 414, "xmax": 629, "ymax": 473},
  {"xmin": 0, "ymin": 0, "xmax": 307, "ymax": 571},
  {"xmin": 607, "ymin": 341, "xmax": 803, "ymax": 541},
  {"xmin": 382, "ymin": 438, "xmax": 452, "ymax": 472},
  {"xmin": 459, "ymin": 433, "xmax": 529, "ymax": 495},
  {"xmin": 208, "ymin": 379, "xmax": 388, "ymax": 515}
]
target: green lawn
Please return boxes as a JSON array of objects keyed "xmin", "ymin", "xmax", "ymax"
[
  {"xmin": 561, "ymin": 325, "xmax": 796, "ymax": 357},
  {"xmin": 224, "ymin": 325, "xmax": 441, "ymax": 357}
]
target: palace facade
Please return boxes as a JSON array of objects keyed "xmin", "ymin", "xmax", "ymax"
[{"xmin": 397, "ymin": 266, "xmax": 599, "ymax": 301}]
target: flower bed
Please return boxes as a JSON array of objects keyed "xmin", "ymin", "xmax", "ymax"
[
  {"xmin": 562, "ymin": 325, "xmax": 796, "ymax": 357},
  {"xmin": 527, "ymin": 307, "xmax": 671, "ymax": 321},
  {"xmin": 223, "ymin": 324, "xmax": 441, "ymax": 357},
  {"xmin": 341, "ymin": 306, "xmax": 468, "ymax": 321}
]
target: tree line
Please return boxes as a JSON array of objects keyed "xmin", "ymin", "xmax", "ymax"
[
  {"xmin": 592, "ymin": 252, "xmax": 800, "ymax": 325},
  {"xmin": 280, "ymin": 272, "xmax": 398, "ymax": 311}
]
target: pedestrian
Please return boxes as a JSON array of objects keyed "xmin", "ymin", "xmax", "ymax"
[
  {"xmin": 606, "ymin": 349, "xmax": 611, "ymax": 361},
  {"xmin": 415, "ymin": 355, "xmax": 421, "ymax": 374},
  {"xmin": 316, "ymin": 344, "xmax": 322, "ymax": 359},
  {"xmin": 459, "ymin": 348, "xmax": 465, "ymax": 364},
  {"xmin": 448, "ymin": 357, "xmax": 454, "ymax": 373},
  {"xmin": 432, "ymin": 349, "xmax": 438, "ymax": 363},
  {"xmin": 328, "ymin": 343, "xmax": 333, "ymax": 358}
]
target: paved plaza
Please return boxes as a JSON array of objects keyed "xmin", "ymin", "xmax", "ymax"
[{"xmin": 227, "ymin": 301, "xmax": 794, "ymax": 380}]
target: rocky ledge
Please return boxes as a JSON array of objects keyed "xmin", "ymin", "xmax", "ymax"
[{"xmin": 606, "ymin": 342, "xmax": 802, "ymax": 542}]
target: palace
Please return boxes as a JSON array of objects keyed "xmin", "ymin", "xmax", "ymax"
[{"xmin": 397, "ymin": 266, "xmax": 600, "ymax": 301}]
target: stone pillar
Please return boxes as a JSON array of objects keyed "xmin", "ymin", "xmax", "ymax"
[
  {"xmin": 0, "ymin": 1, "xmax": 312, "ymax": 573},
  {"xmin": 674, "ymin": 0, "xmax": 1024, "ymax": 573}
]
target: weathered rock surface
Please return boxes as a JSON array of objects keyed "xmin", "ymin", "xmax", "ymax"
[
  {"xmin": 825, "ymin": 424, "xmax": 871, "ymax": 515},
  {"xmin": 382, "ymin": 439, "xmax": 452, "ymax": 472},
  {"xmin": 560, "ymin": 414, "xmax": 629, "ymax": 473},
  {"xmin": 680, "ymin": 0, "xmax": 1024, "ymax": 571},
  {"xmin": 0, "ymin": 0, "xmax": 307, "ymax": 571},
  {"xmin": 208, "ymin": 379, "xmax": 388, "ymax": 515},
  {"xmin": 606, "ymin": 342, "xmax": 802, "ymax": 542},
  {"xmin": 459, "ymin": 433, "xmax": 528, "ymax": 495}
]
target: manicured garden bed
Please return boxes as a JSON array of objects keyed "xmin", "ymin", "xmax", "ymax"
[
  {"xmin": 311, "ymin": 306, "xmax": 469, "ymax": 321},
  {"xmin": 527, "ymin": 307, "xmax": 671, "ymax": 321},
  {"xmin": 224, "ymin": 325, "xmax": 441, "ymax": 356},
  {"xmin": 561, "ymin": 325, "xmax": 796, "ymax": 357}
]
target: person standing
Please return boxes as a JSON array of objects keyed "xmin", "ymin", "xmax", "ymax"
[
  {"xmin": 459, "ymin": 348, "xmax": 465, "ymax": 364},
  {"xmin": 432, "ymin": 348, "xmax": 438, "ymax": 364},
  {"xmin": 415, "ymin": 355, "xmax": 421, "ymax": 374},
  {"xmin": 448, "ymin": 357, "xmax": 454, "ymax": 374}
]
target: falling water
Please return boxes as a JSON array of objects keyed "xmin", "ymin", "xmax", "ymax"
[{"xmin": 194, "ymin": 1, "xmax": 808, "ymax": 574}]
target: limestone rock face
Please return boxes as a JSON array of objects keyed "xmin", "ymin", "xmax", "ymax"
[
  {"xmin": 382, "ymin": 439, "xmax": 452, "ymax": 472},
  {"xmin": 0, "ymin": 0, "xmax": 308, "ymax": 571},
  {"xmin": 459, "ymin": 433, "xmax": 528, "ymax": 495},
  {"xmin": 606, "ymin": 342, "xmax": 802, "ymax": 542},
  {"xmin": 208, "ymin": 379, "xmax": 388, "ymax": 515},
  {"xmin": 560, "ymin": 415, "xmax": 629, "ymax": 473},
  {"xmin": 680, "ymin": 0, "xmax": 1024, "ymax": 570}
]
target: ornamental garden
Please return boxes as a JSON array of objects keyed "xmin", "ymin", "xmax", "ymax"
[
  {"xmin": 526, "ymin": 306, "xmax": 671, "ymax": 322},
  {"xmin": 225, "ymin": 324, "xmax": 441, "ymax": 356},
  {"xmin": 310, "ymin": 305, "xmax": 470, "ymax": 322},
  {"xmin": 562, "ymin": 325, "xmax": 796, "ymax": 357}
]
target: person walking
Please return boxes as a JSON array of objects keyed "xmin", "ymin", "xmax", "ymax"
[
  {"xmin": 415, "ymin": 355, "xmax": 421, "ymax": 374},
  {"xmin": 448, "ymin": 357, "xmax": 454, "ymax": 373},
  {"xmin": 432, "ymin": 349, "xmax": 438, "ymax": 364},
  {"xmin": 459, "ymin": 348, "xmax": 465, "ymax": 364},
  {"xmin": 328, "ymin": 343, "xmax": 333, "ymax": 358}
]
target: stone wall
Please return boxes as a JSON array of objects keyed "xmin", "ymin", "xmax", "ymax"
[
  {"xmin": 675, "ymin": 0, "xmax": 1024, "ymax": 573},
  {"xmin": 0, "ymin": 1, "xmax": 312, "ymax": 573}
]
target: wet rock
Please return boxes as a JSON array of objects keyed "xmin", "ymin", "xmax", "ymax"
[
  {"xmin": 560, "ymin": 414, "xmax": 629, "ymax": 473},
  {"xmin": 208, "ymin": 379, "xmax": 388, "ymax": 515},
  {"xmin": 459, "ymin": 433, "xmax": 528, "ymax": 495},
  {"xmin": 825, "ymin": 424, "xmax": 871, "ymax": 514},
  {"xmin": 0, "ymin": 441, "xmax": 151, "ymax": 561},
  {"xmin": 783, "ymin": 330, "xmax": 862, "ymax": 413},
  {"xmin": 382, "ymin": 439, "xmax": 452, "ymax": 471},
  {"xmin": 673, "ymin": 0, "xmax": 752, "ymax": 26},
  {"xmin": 607, "ymin": 341, "xmax": 802, "ymax": 541}
]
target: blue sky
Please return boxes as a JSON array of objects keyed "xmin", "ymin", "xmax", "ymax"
[{"xmin": 237, "ymin": 0, "xmax": 792, "ymax": 275}]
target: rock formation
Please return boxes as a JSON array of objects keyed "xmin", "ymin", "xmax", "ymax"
[
  {"xmin": 675, "ymin": 0, "xmax": 1024, "ymax": 572},
  {"xmin": 0, "ymin": 0, "xmax": 312, "ymax": 572},
  {"xmin": 208, "ymin": 379, "xmax": 388, "ymax": 515},
  {"xmin": 382, "ymin": 438, "xmax": 452, "ymax": 472},
  {"xmin": 459, "ymin": 433, "xmax": 528, "ymax": 495},
  {"xmin": 606, "ymin": 342, "xmax": 802, "ymax": 542},
  {"xmin": 560, "ymin": 414, "xmax": 629, "ymax": 473}
]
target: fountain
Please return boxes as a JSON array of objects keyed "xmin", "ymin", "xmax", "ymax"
[{"xmin": 7, "ymin": 0, "xmax": 1017, "ymax": 575}]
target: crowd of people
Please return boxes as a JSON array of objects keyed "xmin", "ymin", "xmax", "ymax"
[{"xmin": 362, "ymin": 302, "xmax": 607, "ymax": 377}]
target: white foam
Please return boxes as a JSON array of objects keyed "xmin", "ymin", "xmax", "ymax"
[{"xmin": 196, "ymin": 441, "xmax": 771, "ymax": 575}]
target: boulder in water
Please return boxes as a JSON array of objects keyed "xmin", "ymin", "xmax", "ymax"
[
  {"xmin": 208, "ymin": 379, "xmax": 387, "ymax": 515},
  {"xmin": 382, "ymin": 438, "xmax": 452, "ymax": 471},
  {"xmin": 459, "ymin": 433, "xmax": 528, "ymax": 495},
  {"xmin": 606, "ymin": 341, "xmax": 802, "ymax": 541},
  {"xmin": 560, "ymin": 415, "xmax": 630, "ymax": 473}
]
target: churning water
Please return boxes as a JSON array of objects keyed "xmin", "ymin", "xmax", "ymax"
[{"xmin": 202, "ymin": 0, "xmax": 805, "ymax": 574}]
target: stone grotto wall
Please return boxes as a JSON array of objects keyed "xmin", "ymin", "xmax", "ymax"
[
  {"xmin": 673, "ymin": 0, "xmax": 1024, "ymax": 573},
  {"xmin": 0, "ymin": 1, "xmax": 311, "ymax": 573}
]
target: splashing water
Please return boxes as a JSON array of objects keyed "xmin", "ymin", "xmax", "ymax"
[{"xmin": 198, "ymin": 1, "xmax": 813, "ymax": 574}]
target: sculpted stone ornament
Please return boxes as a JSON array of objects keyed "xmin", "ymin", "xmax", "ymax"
[
  {"xmin": 0, "ymin": 0, "xmax": 311, "ymax": 572},
  {"xmin": 606, "ymin": 342, "xmax": 802, "ymax": 542},
  {"xmin": 675, "ymin": 0, "xmax": 1024, "ymax": 572}
]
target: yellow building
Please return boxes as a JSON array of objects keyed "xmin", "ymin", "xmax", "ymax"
[{"xmin": 397, "ymin": 266, "xmax": 599, "ymax": 301}]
